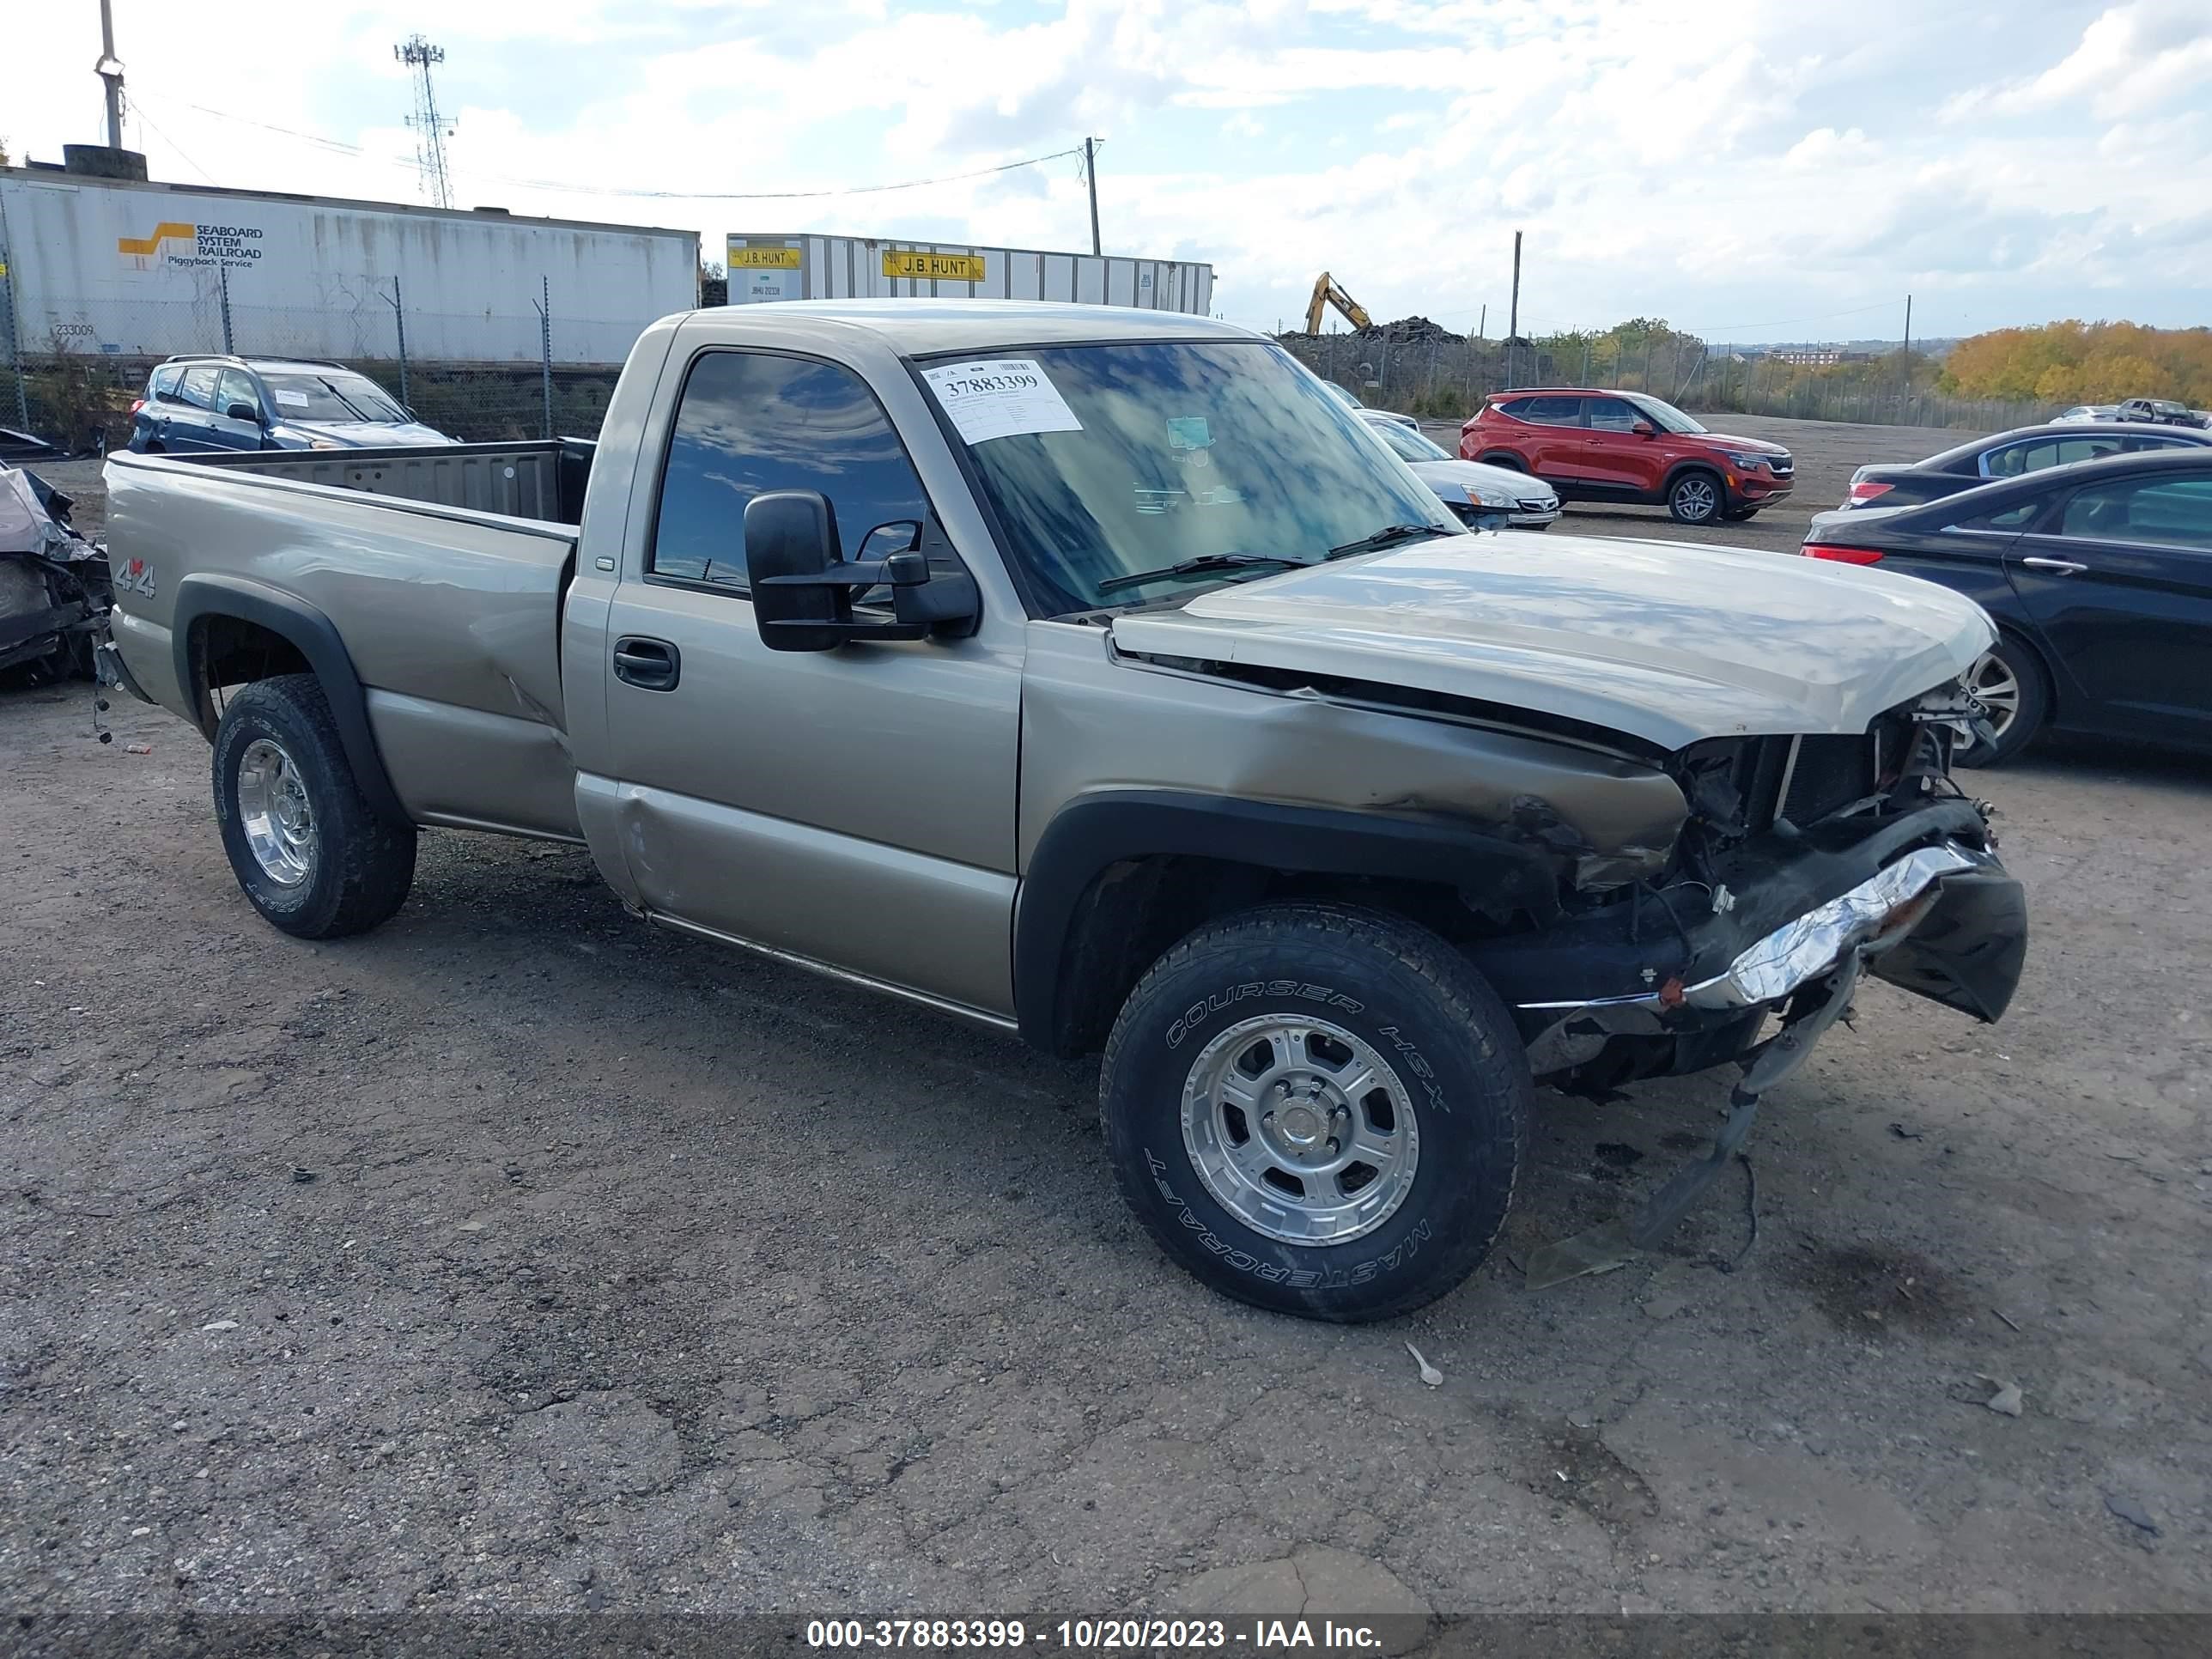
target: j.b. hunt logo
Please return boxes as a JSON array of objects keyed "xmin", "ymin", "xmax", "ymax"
[{"xmin": 118, "ymin": 221, "xmax": 264, "ymax": 271}]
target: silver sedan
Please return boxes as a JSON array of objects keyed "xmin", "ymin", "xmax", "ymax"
[{"xmin": 1360, "ymin": 412, "xmax": 1560, "ymax": 528}]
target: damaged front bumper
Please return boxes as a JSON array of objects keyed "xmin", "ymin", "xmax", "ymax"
[{"xmin": 1475, "ymin": 799, "xmax": 2028, "ymax": 1079}]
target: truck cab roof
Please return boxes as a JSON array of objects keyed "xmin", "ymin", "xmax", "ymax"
[{"xmin": 676, "ymin": 299, "xmax": 1252, "ymax": 357}]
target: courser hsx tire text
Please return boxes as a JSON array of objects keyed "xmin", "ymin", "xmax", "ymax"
[
  {"xmin": 1100, "ymin": 902, "xmax": 1532, "ymax": 1322},
  {"xmin": 210, "ymin": 674, "xmax": 416, "ymax": 939}
]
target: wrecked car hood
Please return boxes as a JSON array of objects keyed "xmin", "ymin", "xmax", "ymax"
[{"xmin": 1109, "ymin": 531, "xmax": 1994, "ymax": 751}]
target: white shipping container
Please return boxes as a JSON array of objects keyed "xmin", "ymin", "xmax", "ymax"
[
  {"xmin": 725, "ymin": 234, "xmax": 1213, "ymax": 315},
  {"xmin": 0, "ymin": 169, "xmax": 699, "ymax": 366}
]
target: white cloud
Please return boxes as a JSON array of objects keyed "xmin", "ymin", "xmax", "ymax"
[{"xmin": 1945, "ymin": 0, "xmax": 2212, "ymax": 120}]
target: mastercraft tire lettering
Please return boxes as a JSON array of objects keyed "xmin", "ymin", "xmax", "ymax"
[{"xmin": 1100, "ymin": 902, "xmax": 1532, "ymax": 1322}]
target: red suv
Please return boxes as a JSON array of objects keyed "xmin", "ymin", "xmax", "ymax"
[{"xmin": 1460, "ymin": 389, "xmax": 1794, "ymax": 525}]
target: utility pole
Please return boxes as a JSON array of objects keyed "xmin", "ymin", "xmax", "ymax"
[
  {"xmin": 95, "ymin": 0, "xmax": 126, "ymax": 150},
  {"xmin": 1477, "ymin": 304, "xmax": 1486, "ymax": 340},
  {"xmin": 1903, "ymin": 293, "xmax": 1913, "ymax": 357},
  {"xmin": 1083, "ymin": 137, "xmax": 1102, "ymax": 257},
  {"xmin": 1506, "ymin": 231, "xmax": 1522, "ymax": 387},
  {"xmin": 396, "ymin": 35, "xmax": 456, "ymax": 210}
]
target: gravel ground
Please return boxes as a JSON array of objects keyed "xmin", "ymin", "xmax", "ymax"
[{"xmin": 5, "ymin": 418, "xmax": 2210, "ymax": 1626}]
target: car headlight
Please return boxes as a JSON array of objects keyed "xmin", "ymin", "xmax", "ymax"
[
  {"xmin": 309, "ymin": 440, "xmax": 343, "ymax": 450},
  {"xmin": 1466, "ymin": 484, "xmax": 1514, "ymax": 507},
  {"xmin": 1720, "ymin": 451, "xmax": 1765, "ymax": 471}
]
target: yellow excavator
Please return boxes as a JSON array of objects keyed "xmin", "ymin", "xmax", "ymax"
[{"xmin": 1304, "ymin": 271, "xmax": 1373, "ymax": 334}]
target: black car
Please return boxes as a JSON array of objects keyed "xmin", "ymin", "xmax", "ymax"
[
  {"xmin": 2117, "ymin": 398, "xmax": 2208, "ymax": 428},
  {"xmin": 1841, "ymin": 421, "xmax": 2211, "ymax": 510},
  {"xmin": 1802, "ymin": 449, "xmax": 2212, "ymax": 764}
]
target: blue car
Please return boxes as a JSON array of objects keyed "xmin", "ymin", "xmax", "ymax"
[{"xmin": 128, "ymin": 356, "xmax": 455, "ymax": 453}]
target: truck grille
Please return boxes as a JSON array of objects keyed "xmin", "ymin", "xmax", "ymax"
[{"xmin": 1780, "ymin": 734, "xmax": 1875, "ymax": 825}]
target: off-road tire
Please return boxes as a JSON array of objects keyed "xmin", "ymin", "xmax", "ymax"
[
  {"xmin": 1955, "ymin": 632, "xmax": 2050, "ymax": 769},
  {"xmin": 1667, "ymin": 469, "xmax": 1723, "ymax": 525},
  {"xmin": 211, "ymin": 674, "xmax": 416, "ymax": 939},
  {"xmin": 1100, "ymin": 902, "xmax": 1532, "ymax": 1322}
]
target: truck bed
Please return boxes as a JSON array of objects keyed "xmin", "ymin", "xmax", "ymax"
[
  {"xmin": 157, "ymin": 438, "xmax": 596, "ymax": 525},
  {"xmin": 104, "ymin": 441, "xmax": 593, "ymax": 842}
]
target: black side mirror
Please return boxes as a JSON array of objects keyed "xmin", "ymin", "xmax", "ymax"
[
  {"xmin": 743, "ymin": 490, "xmax": 979, "ymax": 652},
  {"xmin": 226, "ymin": 402, "xmax": 263, "ymax": 423}
]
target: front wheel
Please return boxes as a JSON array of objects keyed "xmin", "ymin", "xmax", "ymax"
[
  {"xmin": 1955, "ymin": 634, "xmax": 2049, "ymax": 768},
  {"xmin": 1100, "ymin": 903, "xmax": 1531, "ymax": 1322},
  {"xmin": 1668, "ymin": 471, "xmax": 1723, "ymax": 524}
]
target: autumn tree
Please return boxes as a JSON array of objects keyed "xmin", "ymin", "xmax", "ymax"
[{"xmin": 1941, "ymin": 321, "xmax": 2212, "ymax": 406}]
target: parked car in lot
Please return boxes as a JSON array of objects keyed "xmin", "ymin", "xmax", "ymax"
[
  {"xmin": 1803, "ymin": 449, "xmax": 2212, "ymax": 764},
  {"xmin": 1460, "ymin": 388, "xmax": 1792, "ymax": 524},
  {"xmin": 128, "ymin": 356, "xmax": 455, "ymax": 453},
  {"xmin": 1322, "ymin": 380, "xmax": 1418, "ymax": 430},
  {"xmin": 1359, "ymin": 412, "xmax": 1559, "ymax": 528},
  {"xmin": 2051, "ymin": 404, "xmax": 2119, "ymax": 424},
  {"xmin": 100, "ymin": 301, "xmax": 2025, "ymax": 1322},
  {"xmin": 2116, "ymin": 397, "xmax": 2207, "ymax": 428},
  {"xmin": 1839, "ymin": 422, "xmax": 2212, "ymax": 509}
]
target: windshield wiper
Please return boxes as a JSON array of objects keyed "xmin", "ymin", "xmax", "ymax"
[
  {"xmin": 1327, "ymin": 522, "xmax": 1446, "ymax": 559},
  {"xmin": 1097, "ymin": 553, "xmax": 1314, "ymax": 594},
  {"xmin": 316, "ymin": 377, "xmax": 375, "ymax": 422}
]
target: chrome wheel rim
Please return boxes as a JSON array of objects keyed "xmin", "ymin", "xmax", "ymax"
[
  {"xmin": 1674, "ymin": 477, "xmax": 1717, "ymax": 520},
  {"xmin": 1966, "ymin": 650, "xmax": 2021, "ymax": 743},
  {"xmin": 1180, "ymin": 1015, "xmax": 1419, "ymax": 1245},
  {"xmin": 236, "ymin": 738, "xmax": 316, "ymax": 887}
]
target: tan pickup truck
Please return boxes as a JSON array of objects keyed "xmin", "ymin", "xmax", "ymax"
[{"xmin": 100, "ymin": 301, "xmax": 2027, "ymax": 1321}]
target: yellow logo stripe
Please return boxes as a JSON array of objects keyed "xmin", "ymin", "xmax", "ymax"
[{"xmin": 118, "ymin": 222, "xmax": 197, "ymax": 256}]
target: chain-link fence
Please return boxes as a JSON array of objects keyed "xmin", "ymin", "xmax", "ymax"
[
  {"xmin": 1274, "ymin": 328, "xmax": 2054, "ymax": 434},
  {"xmin": 2, "ymin": 276, "xmax": 639, "ymax": 453}
]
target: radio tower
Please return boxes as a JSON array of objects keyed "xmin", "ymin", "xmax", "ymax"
[{"xmin": 395, "ymin": 34, "xmax": 455, "ymax": 209}]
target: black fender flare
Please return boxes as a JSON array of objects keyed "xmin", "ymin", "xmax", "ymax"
[
  {"xmin": 171, "ymin": 573, "xmax": 410, "ymax": 826},
  {"xmin": 1012, "ymin": 789, "xmax": 1559, "ymax": 1053}
]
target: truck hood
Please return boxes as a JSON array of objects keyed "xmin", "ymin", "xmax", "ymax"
[{"xmin": 1108, "ymin": 530, "xmax": 1994, "ymax": 751}]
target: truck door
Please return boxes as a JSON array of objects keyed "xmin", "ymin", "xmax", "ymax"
[{"xmin": 590, "ymin": 344, "xmax": 1023, "ymax": 1021}]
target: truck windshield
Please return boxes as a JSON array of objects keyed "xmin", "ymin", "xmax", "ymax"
[
  {"xmin": 925, "ymin": 340, "xmax": 1458, "ymax": 613},
  {"xmin": 259, "ymin": 372, "xmax": 407, "ymax": 424}
]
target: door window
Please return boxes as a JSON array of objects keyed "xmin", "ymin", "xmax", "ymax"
[
  {"xmin": 1984, "ymin": 436, "xmax": 2123, "ymax": 477},
  {"xmin": 178, "ymin": 368, "xmax": 219, "ymax": 410},
  {"xmin": 1584, "ymin": 397, "xmax": 1640, "ymax": 433},
  {"xmin": 1517, "ymin": 395, "xmax": 1583, "ymax": 427},
  {"xmin": 216, "ymin": 369, "xmax": 260, "ymax": 419},
  {"xmin": 649, "ymin": 351, "xmax": 935, "ymax": 591},
  {"xmin": 2057, "ymin": 477, "xmax": 2212, "ymax": 549},
  {"xmin": 149, "ymin": 366, "xmax": 185, "ymax": 404}
]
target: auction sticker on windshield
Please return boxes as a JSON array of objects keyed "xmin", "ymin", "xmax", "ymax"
[
  {"xmin": 272, "ymin": 390, "xmax": 310, "ymax": 410},
  {"xmin": 922, "ymin": 359, "xmax": 1083, "ymax": 446}
]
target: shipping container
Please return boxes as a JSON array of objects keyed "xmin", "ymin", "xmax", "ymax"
[
  {"xmin": 0, "ymin": 168, "xmax": 699, "ymax": 367},
  {"xmin": 725, "ymin": 234, "xmax": 1213, "ymax": 315}
]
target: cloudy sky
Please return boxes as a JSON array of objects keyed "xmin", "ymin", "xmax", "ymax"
[{"xmin": 6, "ymin": 0, "xmax": 2209, "ymax": 341}]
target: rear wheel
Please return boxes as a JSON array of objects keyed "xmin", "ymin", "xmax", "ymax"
[
  {"xmin": 1668, "ymin": 471, "xmax": 1723, "ymax": 524},
  {"xmin": 211, "ymin": 674, "xmax": 416, "ymax": 938},
  {"xmin": 1955, "ymin": 634, "xmax": 2049, "ymax": 768},
  {"xmin": 1100, "ymin": 902, "xmax": 1531, "ymax": 1322}
]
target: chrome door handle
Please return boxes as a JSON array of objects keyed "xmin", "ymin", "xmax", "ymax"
[{"xmin": 2021, "ymin": 556, "xmax": 2088, "ymax": 574}]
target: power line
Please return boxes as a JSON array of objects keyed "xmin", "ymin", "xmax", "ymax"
[
  {"xmin": 131, "ymin": 104, "xmax": 218, "ymax": 186},
  {"xmin": 133, "ymin": 94, "xmax": 1084, "ymax": 202}
]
